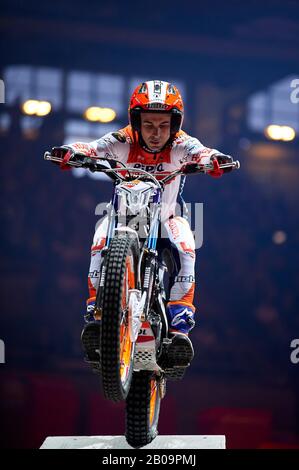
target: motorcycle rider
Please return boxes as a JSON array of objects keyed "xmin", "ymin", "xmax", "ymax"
[{"xmin": 51, "ymin": 80, "xmax": 233, "ymax": 373}]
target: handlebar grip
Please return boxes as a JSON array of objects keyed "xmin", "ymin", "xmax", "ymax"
[
  {"xmin": 44, "ymin": 150, "xmax": 84, "ymax": 167},
  {"xmin": 44, "ymin": 151, "xmax": 52, "ymax": 161},
  {"xmin": 217, "ymin": 160, "xmax": 240, "ymax": 171}
]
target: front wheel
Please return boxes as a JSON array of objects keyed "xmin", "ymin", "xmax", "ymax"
[
  {"xmin": 100, "ymin": 234, "xmax": 138, "ymax": 402},
  {"xmin": 125, "ymin": 371, "xmax": 162, "ymax": 448}
]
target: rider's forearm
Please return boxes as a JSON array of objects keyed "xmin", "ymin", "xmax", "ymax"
[
  {"xmin": 54, "ymin": 134, "xmax": 126, "ymax": 171},
  {"xmin": 65, "ymin": 132, "xmax": 128, "ymax": 164},
  {"xmin": 66, "ymin": 139, "xmax": 123, "ymax": 162},
  {"xmin": 191, "ymin": 147, "xmax": 227, "ymax": 165},
  {"xmin": 178, "ymin": 136, "xmax": 228, "ymax": 167},
  {"xmin": 65, "ymin": 141, "xmax": 98, "ymax": 157}
]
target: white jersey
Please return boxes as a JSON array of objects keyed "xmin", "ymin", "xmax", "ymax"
[{"xmin": 69, "ymin": 126, "xmax": 225, "ymax": 221}]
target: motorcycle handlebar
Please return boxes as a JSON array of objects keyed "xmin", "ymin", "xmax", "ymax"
[{"xmin": 44, "ymin": 151, "xmax": 240, "ymax": 185}]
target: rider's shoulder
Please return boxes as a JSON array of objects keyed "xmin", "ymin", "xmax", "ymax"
[
  {"xmin": 171, "ymin": 130, "xmax": 202, "ymax": 150},
  {"xmin": 96, "ymin": 126, "xmax": 132, "ymax": 148},
  {"xmin": 172, "ymin": 130, "xmax": 197, "ymax": 147},
  {"xmin": 111, "ymin": 126, "xmax": 134, "ymax": 145},
  {"xmin": 171, "ymin": 130, "xmax": 205, "ymax": 162},
  {"xmin": 171, "ymin": 130, "xmax": 190, "ymax": 146}
]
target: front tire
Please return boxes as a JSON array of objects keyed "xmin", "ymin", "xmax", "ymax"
[
  {"xmin": 125, "ymin": 371, "xmax": 162, "ymax": 448},
  {"xmin": 100, "ymin": 234, "xmax": 138, "ymax": 402}
]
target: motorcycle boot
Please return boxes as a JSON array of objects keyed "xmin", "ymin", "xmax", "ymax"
[{"xmin": 81, "ymin": 297, "xmax": 101, "ymax": 374}]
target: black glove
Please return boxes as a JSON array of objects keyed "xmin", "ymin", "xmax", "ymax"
[
  {"xmin": 51, "ymin": 145, "xmax": 73, "ymax": 159},
  {"xmin": 180, "ymin": 161, "xmax": 202, "ymax": 174},
  {"xmin": 51, "ymin": 146, "xmax": 87, "ymax": 170},
  {"xmin": 212, "ymin": 154, "xmax": 233, "ymax": 173}
]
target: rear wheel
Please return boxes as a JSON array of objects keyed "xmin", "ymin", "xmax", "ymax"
[
  {"xmin": 125, "ymin": 371, "xmax": 162, "ymax": 448},
  {"xmin": 100, "ymin": 235, "xmax": 138, "ymax": 402}
]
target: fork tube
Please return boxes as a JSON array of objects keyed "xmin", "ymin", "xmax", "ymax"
[
  {"xmin": 106, "ymin": 188, "xmax": 118, "ymax": 246},
  {"xmin": 148, "ymin": 215, "xmax": 159, "ymax": 250},
  {"xmin": 142, "ymin": 250, "xmax": 156, "ymax": 317}
]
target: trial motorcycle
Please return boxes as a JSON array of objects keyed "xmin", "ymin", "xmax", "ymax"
[{"xmin": 45, "ymin": 149, "xmax": 240, "ymax": 448}]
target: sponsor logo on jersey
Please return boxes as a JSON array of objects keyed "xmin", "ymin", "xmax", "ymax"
[
  {"xmin": 89, "ymin": 269, "xmax": 101, "ymax": 278},
  {"xmin": 112, "ymin": 131, "xmax": 127, "ymax": 143},
  {"xmin": 133, "ymin": 162, "xmax": 165, "ymax": 173},
  {"xmin": 168, "ymin": 218, "xmax": 180, "ymax": 239},
  {"xmin": 174, "ymin": 275, "xmax": 195, "ymax": 283},
  {"xmin": 72, "ymin": 142, "xmax": 97, "ymax": 156}
]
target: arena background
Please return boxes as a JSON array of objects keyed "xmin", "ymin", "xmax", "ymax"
[{"xmin": 0, "ymin": 0, "xmax": 299, "ymax": 449}]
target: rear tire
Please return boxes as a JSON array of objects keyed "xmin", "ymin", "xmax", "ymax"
[
  {"xmin": 100, "ymin": 235, "xmax": 138, "ymax": 402},
  {"xmin": 125, "ymin": 371, "xmax": 161, "ymax": 448}
]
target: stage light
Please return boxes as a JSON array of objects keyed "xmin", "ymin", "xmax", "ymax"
[
  {"xmin": 281, "ymin": 126, "xmax": 296, "ymax": 142},
  {"xmin": 84, "ymin": 107, "xmax": 101, "ymax": 122},
  {"xmin": 22, "ymin": 100, "xmax": 39, "ymax": 115},
  {"xmin": 36, "ymin": 101, "xmax": 52, "ymax": 116},
  {"xmin": 97, "ymin": 108, "xmax": 116, "ymax": 123},
  {"xmin": 265, "ymin": 124, "xmax": 295, "ymax": 142},
  {"xmin": 84, "ymin": 107, "xmax": 116, "ymax": 123},
  {"xmin": 22, "ymin": 100, "xmax": 52, "ymax": 116},
  {"xmin": 265, "ymin": 125, "xmax": 282, "ymax": 140},
  {"xmin": 272, "ymin": 230, "xmax": 287, "ymax": 245}
]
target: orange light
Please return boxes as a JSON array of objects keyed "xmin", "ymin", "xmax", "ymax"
[
  {"xmin": 265, "ymin": 125, "xmax": 295, "ymax": 142},
  {"xmin": 281, "ymin": 126, "xmax": 296, "ymax": 141},
  {"xmin": 22, "ymin": 100, "xmax": 51, "ymax": 116},
  {"xmin": 84, "ymin": 107, "xmax": 116, "ymax": 123},
  {"xmin": 36, "ymin": 101, "xmax": 51, "ymax": 116},
  {"xmin": 272, "ymin": 230, "xmax": 287, "ymax": 245},
  {"xmin": 22, "ymin": 100, "xmax": 39, "ymax": 115}
]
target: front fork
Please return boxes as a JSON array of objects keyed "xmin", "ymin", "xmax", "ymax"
[{"xmin": 96, "ymin": 222, "xmax": 167, "ymax": 369}]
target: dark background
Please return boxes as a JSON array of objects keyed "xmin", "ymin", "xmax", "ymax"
[{"xmin": 0, "ymin": 0, "xmax": 299, "ymax": 449}]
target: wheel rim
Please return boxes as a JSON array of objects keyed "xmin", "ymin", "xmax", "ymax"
[
  {"xmin": 120, "ymin": 254, "xmax": 135, "ymax": 386},
  {"xmin": 149, "ymin": 378, "xmax": 158, "ymax": 426}
]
